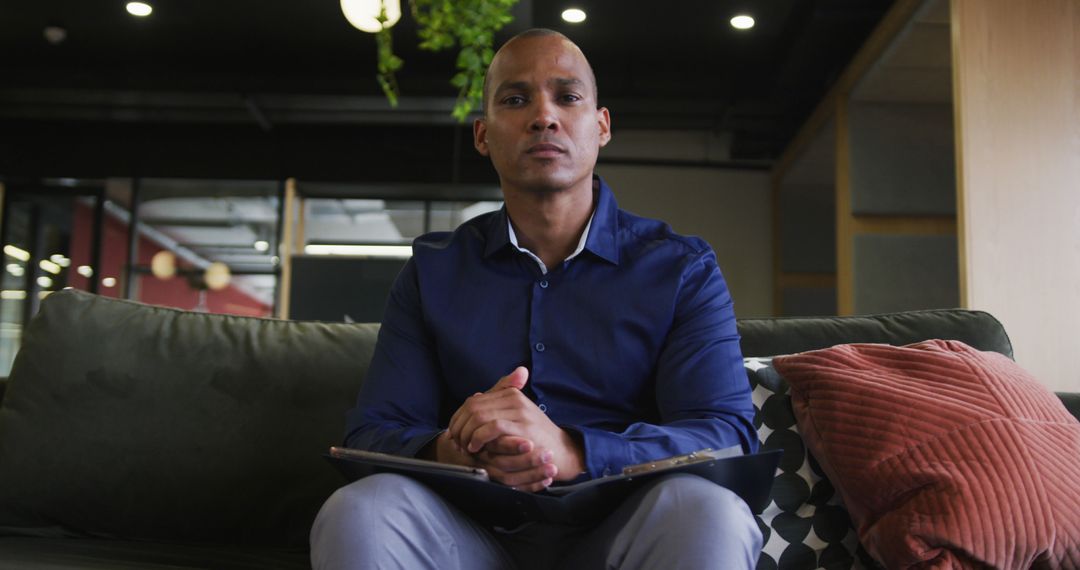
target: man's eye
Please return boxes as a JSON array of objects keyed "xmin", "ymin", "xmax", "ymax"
[
  {"xmin": 560, "ymin": 94, "xmax": 582, "ymax": 103},
  {"xmin": 502, "ymin": 95, "xmax": 526, "ymax": 106}
]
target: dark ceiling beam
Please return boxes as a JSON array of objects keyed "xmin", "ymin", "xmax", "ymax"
[
  {"xmin": 243, "ymin": 96, "xmax": 273, "ymax": 132},
  {"xmin": 0, "ymin": 88, "xmax": 744, "ymax": 130},
  {"xmin": 136, "ymin": 218, "xmax": 274, "ymax": 228}
]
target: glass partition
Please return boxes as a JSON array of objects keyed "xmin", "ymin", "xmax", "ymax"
[
  {"xmin": 0, "ymin": 182, "xmax": 127, "ymax": 375},
  {"xmin": 132, "ymin": 179, "xmax": 280, "ymax": 317}
]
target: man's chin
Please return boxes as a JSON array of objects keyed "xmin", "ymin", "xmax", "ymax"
[
  {"xmin": 512, "ymin": 173, "xmax": 586, "ymax": 195},
  {"xmin": 519, "ymin": 182, "xmax": 566, "ymax": 194}
]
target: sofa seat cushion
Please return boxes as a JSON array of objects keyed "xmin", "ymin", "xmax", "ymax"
[
  {"xmin": 775, "ymin": 340, "xmax": 1080, "ymax": 569},
  {"xmin": 0, "ymin": 537, "xmax": 309, "ymax": 569},
  {"xmin": 0, "ymin": 290, "xmax": 378, "ymax": 547}
]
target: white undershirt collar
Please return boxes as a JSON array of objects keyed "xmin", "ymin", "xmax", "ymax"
[{"xmin": 507, "ymin": 211, "xmax": 595, "ymax": 275}]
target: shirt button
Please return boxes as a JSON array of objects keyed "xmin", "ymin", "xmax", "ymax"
[
  {"xmin": 535, "ymin": 342, "xmax": 545, "ymax": 352},
  {"xmin": 538, "ymin": 403, "xmax": 548, "ymax": 413},
  {"xmin": 539, "ymin": 280, "xmax": 549, "ymax": 289}
]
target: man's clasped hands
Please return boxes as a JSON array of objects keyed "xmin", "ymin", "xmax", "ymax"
[{"xmin": 427, "ymin": 366, "xmax": 585, "ymax": 492}]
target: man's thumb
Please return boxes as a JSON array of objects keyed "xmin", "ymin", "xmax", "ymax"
[{"xmin": 491, "ymin": 366, "xmax": 529, "ymax": 391}]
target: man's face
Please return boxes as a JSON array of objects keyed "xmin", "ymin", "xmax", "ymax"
[{"xmin": 473, "ymin": 35, "xmax": 611, "ymax": 194}]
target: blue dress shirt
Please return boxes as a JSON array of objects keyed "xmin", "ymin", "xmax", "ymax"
[{"xmin": 345, "ymin": 176, "xmax": 759, "ymax": 479}]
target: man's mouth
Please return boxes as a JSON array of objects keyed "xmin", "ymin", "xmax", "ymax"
[{"xmin": 526, "ymin": 143, "xmax": 565, "ymax": 156}]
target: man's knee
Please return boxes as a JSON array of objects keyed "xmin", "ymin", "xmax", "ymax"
[
  {"xmin": 644, "ymin": 473, "xmax": 755, "ymax": 523},
  {"xmin": 630, "ymin": 475, "xmax": 760, "ymax": 552},
  {"xmin": 311, "ymin": 474, "xmax": 451, "ymax": 570},
  {"xmin": 322, "ymin": 473, "xmax": 426, "ymax": 513}
]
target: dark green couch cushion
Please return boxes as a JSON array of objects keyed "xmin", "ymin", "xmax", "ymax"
[
  {"xmin": 0, "ymin": 537, "xmax": 310, "ymax": 569},
  {"xmin": 0, "ymin": 290, "xmax": 376, "ymax": 548},
  {"xmin": 737, "ymin": 308, "xmax": 1014, "ymax": 358}
]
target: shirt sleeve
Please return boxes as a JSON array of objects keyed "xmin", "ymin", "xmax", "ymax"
[
  {"xmin": 565, "ymin": 249, "xmax": 759, "ymax": 479},
  {"xmin": 343, "ymin": 258, "xmax": 444, "ymax": 457}
]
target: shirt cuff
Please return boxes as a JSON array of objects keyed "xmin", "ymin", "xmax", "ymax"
[
  {"xmin": 564, "ymin": 425, "xmax": 632, "ymax": 479},
  {"xmin": 400, "ymin": 429, "xmax": 444, "ymax": 458}
]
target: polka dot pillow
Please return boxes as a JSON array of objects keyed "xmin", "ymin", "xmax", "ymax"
[{"xmin": 745, "ymin": 357, "xmax": 878, "ymax": 570}]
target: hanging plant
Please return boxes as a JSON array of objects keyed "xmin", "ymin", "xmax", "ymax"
[{"xmin": 375, "ymin": 0, "xmax": 518, "ymax": 122}]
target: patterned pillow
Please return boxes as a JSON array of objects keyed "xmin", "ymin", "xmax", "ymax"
[{"xmin": 745, "ymin": 357, "xmax": 875, "ymax": 570}]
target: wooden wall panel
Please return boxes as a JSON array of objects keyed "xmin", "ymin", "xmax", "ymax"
[{"xmin": 953, "ymin": 0, "xmax": 1080, "ymax": 391}]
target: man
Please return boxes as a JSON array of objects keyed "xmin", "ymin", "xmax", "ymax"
[{"xmin": 311, "ymin": 28, "xmax": 761, "ymax": 569}]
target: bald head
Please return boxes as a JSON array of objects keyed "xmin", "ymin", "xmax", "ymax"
[{"xmin": 482, "ymin": 28, "xmax": 598, "ymax": 116}]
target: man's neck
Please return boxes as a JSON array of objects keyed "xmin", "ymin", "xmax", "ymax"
[{"xmin": 503, "ymin": 178, "xmax": 596, "ymax": 271}]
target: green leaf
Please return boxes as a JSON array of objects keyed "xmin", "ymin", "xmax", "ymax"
[{"xmin": 367, "ymin": 0, "xmax": 520, "ymax": 121}]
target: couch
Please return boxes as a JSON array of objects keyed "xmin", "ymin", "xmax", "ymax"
[{"xmin": 0, "ymin": 290, "xmax": 1075, "ymax": 569}]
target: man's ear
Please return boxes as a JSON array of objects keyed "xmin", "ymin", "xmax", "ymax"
[
  {"xmin": 597, "ymin": 107, "xmax": 612, "ymax": 148},
  {"xmin": 473, "ymin": 117, "xmax": 489, "ymax": 156}
]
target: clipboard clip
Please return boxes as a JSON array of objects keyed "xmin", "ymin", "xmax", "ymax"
[{"xmin": 621, "ymin": 448, "xmax": 728, "ymax": 477}]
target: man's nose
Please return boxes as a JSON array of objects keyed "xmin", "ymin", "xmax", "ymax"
[{"xmin": 529, "ymin": 100, "xmax": 559, "ymax": 131}]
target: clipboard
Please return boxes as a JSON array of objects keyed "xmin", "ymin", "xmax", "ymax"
[{"xmin": 325, "ymin": 446, "xmax": 782, "ymax": 527}]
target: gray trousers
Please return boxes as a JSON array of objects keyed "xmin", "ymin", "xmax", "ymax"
[{"xmin": 310, "ymin": 473, "xmax": 762, "ymax": 570}]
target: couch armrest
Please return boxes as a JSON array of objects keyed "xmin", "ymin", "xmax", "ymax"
[{"xmin": 1058, "ymin": 392, "xmax": 1080, "ymax": 423}]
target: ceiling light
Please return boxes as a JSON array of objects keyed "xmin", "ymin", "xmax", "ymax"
[
  {"xmin": 126, "ymin": 2, "xmax": 152, "ymax": 17},
  {"xmin": 43, "ymin": 25, "xmax": 67, "ymax": 45},
  {"xmin": 37, "ymin": 276, "xmax": 53, "ymax": 289},
  {"xmin": 730, "ymin": 14, "xmax": 755, "ymax": 30},
  {"xmin": 77, "ymin": 265, "xmax": 94, "ymax": 278},
  {"xmin": 0, "ymin": 290, "xmax": 27, "ymax": 300},
  {"xmin": 6, "ymin": 264, "xmax": 24, "ymax": 277},
  {"xmin": 151, "ymin": 250, "xmax": 177, "ymax": 279},
  {"xmin": 561, "ymin": 8, "xmax": 587, "ymax": 24},
  {"xmin": 101, "ymin": 277, "xmax": 117, "ymax": 288},
  {"xmin": 341, "ymin": 0, "xmax": 402, "ymax": 33},
  {"xmin": 203, "ymin": 262, "xmax": 232, "ymax": 291},
  {"xmin": 4, "ymin": 245, "xmax": 30, "ymax": 262},
  {"xmin": 50, "ymin": 254, "xmax": 71, "ymax": 267},
  {"xmin": 254, "ymin": 240, "xmax": 270, "ymax": 252},
  {"xmin": 305, "ymin": 244, "xmax": 413, "ymax": 258},
  {"xmin": 39, "ymin": 259, "xmax": 61, "ymax": 274}
]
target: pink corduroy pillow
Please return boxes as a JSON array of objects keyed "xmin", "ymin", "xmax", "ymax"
[{"xmin": 774, "ymin": 340, "xmax": 1080, "ymax": 568}]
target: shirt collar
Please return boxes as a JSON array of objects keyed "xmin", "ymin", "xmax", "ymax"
[
  {"xmin": 482, "ymin": 175, "xmax": 620, "ymax": 266},
  {"xmin": 507, "ymin": 210, "xmax": 594, "ymax": 274}
]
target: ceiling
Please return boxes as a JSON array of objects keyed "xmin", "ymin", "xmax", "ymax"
[{"xmin": 0, "ymin": 0, "xmax": 896, "ymax": 181}]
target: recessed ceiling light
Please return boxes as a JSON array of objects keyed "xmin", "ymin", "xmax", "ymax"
[
  {"xmin": 562, "ymin": 8, "xmax": 587, "ymax": 24},
  {"xmin": 43, "ymin": 25, "xmax": 67, "ymax": 45},
  {"xmin": 126, "ymin": 2, "xmax": 153, "ymax": 17},
  {"xmin": 101, "ymin": 277, "xmax": 117, "ymax": 288},
  {"xmin": 254, "ymin": 240, "xmax": 270, "ymax": 252},
  {"xmin": 730, "ymin": 14, "xmax": 755, "ymax": 30}
]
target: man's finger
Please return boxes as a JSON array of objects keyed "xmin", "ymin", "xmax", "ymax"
[
  {"xmin": 447, "ymin": 368, "xmax": 528, "ymax": 444},
  {"xmin": 478, "ymin": 447, "xmax": 552, "ymax": 473},
  {"xmin": 488, "ymin": 366, "xmax": 529, "ymax": 392},
  {"xmin": 456, "ymin": 397, "xmax": 528, "ymax": 452},
  {"xmin": 447, "ymin": 392, "xmax": 484, "ymax": 444},
  {"xmin": 486, "ymin": 462, "xmax": 558, "ymax": 491},
  {"xmin": 486, "ymin": 435, "xmax": 533, "ymax": 455},
  {"xmin": 464, "ymin": 418, "xmax": 520, "ymax": 453}
]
